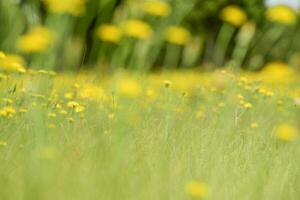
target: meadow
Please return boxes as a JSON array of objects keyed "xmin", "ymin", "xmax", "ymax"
[{"xmin": 1, "ymin": 0, "xmax": 300, "ymax": 199}]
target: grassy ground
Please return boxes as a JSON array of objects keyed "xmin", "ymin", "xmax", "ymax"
[{"xmin": 0, "ymin": 69, "xmax": 300, "ymax": 200}]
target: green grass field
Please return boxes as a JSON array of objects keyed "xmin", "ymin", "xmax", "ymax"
[
  {"xmin": 1, "ymin": 0, "xmax": 300, "ymax": 199},
  {"xmin": 0, "ymin": 69, "xmax": 300, "ymax": 200}
]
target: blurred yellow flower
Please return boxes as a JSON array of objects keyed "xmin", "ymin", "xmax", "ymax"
[
  {"xmin": 220, "ymin": 5, "xmax": 247, "ymax": 27},
  {"xmin": 261, "ymin": 61, "xmax": 294, "ymax": 83},
  {"xmin": 275, "ymin": 124, "xmax": 297, "ymax": 141},
  {"xmin": 75, "ymin": 105, "xmax": 85, "ymax": 113},
  {"xmin": 43, "ymin": 0, "xmax": 86, "ymax": 16},
  {"xmin": 122, "ymin": 20, "xmax": 153, "ymax": 40},
  {"xmin": 116, "ymin": 76, "xmax": 142, "ymax": 97},
  {"xmin": 185, "ymin": 180, "xmax": 209, "ymax": 198},
  {"xmin": 0, "ymin": 53, "xmax": 26, "ymax": 73},
  {"xmin": 251, "ymin": 123, "xmax": 259, "ymax": 129},
  {"xmin": 165, "ymin": 26, "xmax": 191, "ymax": 45},
  {"xmin": 79, "ymin": 84, "xmax": 106, "ymax": 100},
  {"xmin": 67, "ymin": 101, "xmax": 80, "ymax": 108},
  {"xmin": 96, "ymin": 24, "xmax": 122, "ymax": 43},
  {"xmin": 0, "ymin": 106, "xmax": 16, "ymax": 117},
  {"xmin": 143, "ymin": 1, "xmax": 171, "ymax": 17},
  {"xmin": 17, "ymin": 26, "xmax": 54, "ymax": 53},
  {"xmin": 266, "ymin": 5, "xmax": 297, "ymax": 25}
]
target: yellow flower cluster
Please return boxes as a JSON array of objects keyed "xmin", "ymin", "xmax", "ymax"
[
  {"xmin": 220, "ymin": 5, "xmax": 248, "ymax": 27},
  {"xmin": 43, "ymin": 0, "xmax": 86, "ymax": 16},
  {"xmin": 17, "ymin": 26, "xmax": 54, "ymax": 53}
]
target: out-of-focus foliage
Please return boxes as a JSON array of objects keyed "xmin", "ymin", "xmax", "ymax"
[{"xmin": 0, "ymin": 0, "xmax": 300, "ymax": 72}]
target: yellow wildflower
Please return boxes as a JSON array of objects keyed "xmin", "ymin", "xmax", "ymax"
[
  {"xmin": 0, "ymin": 106, "xmax": 16, "ymax": 117},
  {"xmin": 251, "ymin": 123, "xmax": 259, "ymax": 129},
  {"xmin": 108, "ymin": 113, "xmax": 115, "ymax": 119},
  {"xmin": 43, "ymin": 0, "xmax": 86, "ymax": 16},
  {"xmin": 17, "ymin": 26, "xmax": 54, "ymax": 53},
  {"xmin": 220, "ymin": 5, "xmax": 247, "ymax": 27},
  {"xmin": 275, "ymin": 124, "xmax": 297, "ymax": 141},
  {"xmin": 75, "ymin": 105, "xmax": 85, "ymax": 113},
  {"xmin": 163, "ymin": 80, "xmax": 172, "ymax": 88},
  {"xmin": 261, "ymin": 61, "xmax": 294, "ymax": 83},
  {"xmin": 243, "ymin": 102, "xmax": 253, "ymax": 109},
  {"xmin": 146, "ymin": 89, "xmax": 156, "ymax": 98},
  {"xmin": 165, "ymin": 26, "xmax": 191, "ymax": 45},
  {"xmin": 79, "ymin": 84, "xmax": 105, "ymax": 100},
  {"xmin": 266, "ymin": 5, "xmax": 297, "ymax": 25},
  {"xmin": 185, "ymin": 180, "xmax": 209, "ymax": 198},
  {"xmin": 67, "ymin": 101, "xmax": 80, "ymax": 108},
  {"xmin": 59, "ymin": 110, "xmax": 68, "ymax": 115},
  {"xmin": 122, "ymin": 20, "xmax": 153, "ymax": 40},
  {"xmin": 116, "ymin": 76, "xmax": 142, "ymax": 97},
  {"xmin": 143, "ymin": 1, "xmax": 171, "ymax": 17},
  {"xmin": 96, "ymin": 24, "xmax": 122, "ymax": 43},
  {"xmin": 64, "ymin": 92, "xmax": 74, "ymax": 99},
  {"xmin": 0, "ymin": 53, "xmax": 26, "ymax": 73}
]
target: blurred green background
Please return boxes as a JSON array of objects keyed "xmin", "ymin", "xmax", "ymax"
[{"xmin": 1, "ymin": 0, "xmax": 300, "ymax": 72}]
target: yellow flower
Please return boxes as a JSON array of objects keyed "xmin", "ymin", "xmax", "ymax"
[
  {"xmin": 75, "ymin": 105, "xmax": 85, "ymax": 113},
  {"xmin": 116, "ymin": 76, "xmax": 142, "ymax": 97},
  {"xmin": 243, "ymin": 102, "xmax": 253, "ymax": 109},
  {"xmin": 122, "ymin": 20, "xmax": 153, "ymax": 40},
  {"xmin": 163, "ymin": 80, "xmax": 173, "ymax": 88},
  {"xmin": 261, "ymin": 61, "xmax": 294, "ymax": 83},
  {"xmin": 64, "ymin": 92, "xmax": 74, "ymax": 99},
  {"xmin": 275, "ymin": 124, "xmax": 297, "ymax": 141},
  {"xmin": 251, "ymin": 123, "xmax": 259, "ymax": 129},
  {"xmin": 143, "ymin": 1, "xmax": 171, "ymax": 17},
  {"xmin": 220, "ymin": 5, "xmax": 248, "ymax": 27},
  {"xmin": 185, "ymin": 180, "xmax": 209, "ymax": 198},
  {"xmin": 43, "ymin": 0, "xmax": 86, "ymax": 16},
  {"xmin": 266, "ymin": 5, "xmax": 297, "ymax": 25},
  {"xmin": 79, "ymin": 84, "xmax": 106, "ymax": 100},
  {"xmin": 67, "ymin": 101, "xmax": 80, "ymax": 108},
  {"xmin": 96, "ymin": 24, "xmax": 122, "ymax": 43},
  {"xmin": 108, "ymin": 113, "xmax": 115, "ymax": 119},
  {"xmin": 17, "ymin": 26, "xmax": 54, "ymax": 53},
  {"xmin": 0, "ymin": 53, "xmax": 26, "ymax": 73},
  {"xmin": 165, "ymin": 26, "xmax": 191, "ymax": 45},
  {"xmin": 0, "ymin": 106, "xmax": 16, "ymax": 117},
  {"xmin": 59, "ymin": 110, "xmax": 68, "ymax": 115}
]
